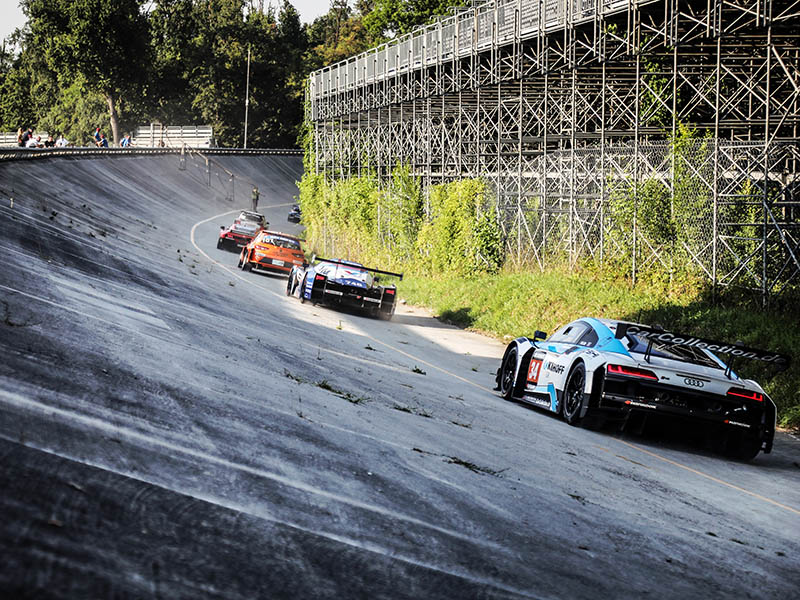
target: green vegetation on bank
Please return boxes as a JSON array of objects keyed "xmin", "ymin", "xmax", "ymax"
[{"xmin": 298, "ymin": 170, "xmax": 800, "ymax": 429}]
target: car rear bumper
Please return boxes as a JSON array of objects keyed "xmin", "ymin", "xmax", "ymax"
[
  {"xmin": 251, "ymin": 257, "xmax": 295, "ymax": 274},
  {"xmin": 597, "ymin": 375, "xmax": 775, "ymax": 451},
  {"xmin": 220, "ymin": 234, "xmax": 254, "ymax": 247}
]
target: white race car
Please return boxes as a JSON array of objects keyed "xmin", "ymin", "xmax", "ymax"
[{"xmin": 495, "ymin": 318, "xmax": 790, "ymax": 460}]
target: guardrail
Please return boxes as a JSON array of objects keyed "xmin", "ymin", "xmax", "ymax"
[
  {"xmin": 0, "ymin": 147, "xmax": 303, "ymax": 162},
  {"xmin": 132, "ymin": 124, "xmax": 214, "ymax": 148},
  {"xmin": 310, "ymin": 0, "xmax": 644, "ymax": 101}
]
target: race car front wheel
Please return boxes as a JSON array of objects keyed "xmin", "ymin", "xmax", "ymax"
[
  {"xmin": 562, "ymin": 363, "xmax": 586, "ymax": 426},
  {"xmin": 499, "ymin": 348, "xmax": 518, "ymax": 401}
]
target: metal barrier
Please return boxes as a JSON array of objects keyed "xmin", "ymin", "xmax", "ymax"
[{"xmin": 0, "ymin": 147, "xmax": 302, "ymax": 163}]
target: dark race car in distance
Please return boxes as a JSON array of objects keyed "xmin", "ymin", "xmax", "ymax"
[
  {"xmin": 286, "ymin": 257, "xmax": 402, "ymax": 320},
  {"xmin": 495, "ymin": 318, "xmax": 790, "ymax": 460},
  {"xmin": 288, "ymin": 204, "xmax": 301, "ymax": 223},
  {"xmin": 217, "ymin": 211, "xmax": 269, "ymax": 250}
]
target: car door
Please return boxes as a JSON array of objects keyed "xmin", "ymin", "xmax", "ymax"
[{"xmin": 534, "ymin": 321, "xmax": 592, "ymax": 412}]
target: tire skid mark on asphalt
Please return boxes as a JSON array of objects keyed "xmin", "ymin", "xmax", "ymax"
[
  {"xmin": 0, "ymin": 204, "xmax": 109, "ymax": 253},
  {"xmin": 192, "ymin": 212, "xmax": 800, "ymax": 518},
  {"xmin": 616, "ymin": 439, "xmax": 800, "ymax": 515},
  {"xmin": 1, "ymin": 202, "xmax": 236, "ymax": 288},
  {"xmin": 0, "ymin": 277, "xmax": 429, "ymax": 406},
  {"xmin": 0, "ymin": 388, "xmax": 521, "ymax": 562},
  {"xmin": 0, "ymin": 216, "xmax": 181, "ymax": 290},
  {"xmin": 0, "ymin": 241, "xmax": 300, "ymax": 340},
  {"xmin": 0, "ymin": 202, "xmax": 178, "ymax": 278}
]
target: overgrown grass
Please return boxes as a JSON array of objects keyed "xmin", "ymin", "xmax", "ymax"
[{"xmin": 399, "ymin": 267, "xmax": 800, "ymax": 429}]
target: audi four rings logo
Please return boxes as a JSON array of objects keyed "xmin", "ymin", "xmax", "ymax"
[{"xmin": 684, "ymin": 377, "xmax": 705, "ymax": 388}]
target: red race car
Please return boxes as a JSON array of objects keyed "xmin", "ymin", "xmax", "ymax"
[
  {"xmin": 238, "ymin": 231, "xmax": 306, "ymax": 275},
  {"xmin": 217, "ymin": 211, "xmax": 269, "ymax": 250}
]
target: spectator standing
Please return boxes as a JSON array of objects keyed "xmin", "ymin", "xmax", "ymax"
[
  {"xmin": 251, "ymin": 186, "xmax": 259, "ymax": 211},
  {"xmin": 20, "ymin": 128, "xmax": 32, "ymax": 147},
  {"xmin": 99, "ymin": 134, "xmax": 109, "ymax": 148},
  {"xmin": 120, "ymin": 134, "xmax": 132, "ymax": 147},
  {"xmin": 16, "ymin": 128, "xmax": 24, "ymax": 146},
  {"xmin": 55, "ymin": 134, "xmax": 68, "ymax": 147},
  {"xmin": 44, "ymin": 135, "xmax": 55, "ymax": 148},
  {"xmin": 93, "ymin": 127, "xmax": 102, "ymax": 146}
]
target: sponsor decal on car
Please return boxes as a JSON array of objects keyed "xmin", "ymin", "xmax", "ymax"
[
  {"xmin": 545, "ymin": 361, "xmax": 565, "ymax": 375},
  {"xmin": 624, "ymin": 325, "xmax": 789, "ymax": 366},
  {"xmin": 624, "ymin": 400, "xmax": 657, "ymax": 409}
]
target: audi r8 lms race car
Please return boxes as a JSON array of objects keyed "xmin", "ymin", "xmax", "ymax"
[
  {"xmin": 217, "ymin": 211, "xmax": 269, "ymax": 250},
  {"xmin": 495, "ymin": 318, "xmax": 790, "ymax": 460},
  {"xmin": 238, "ymin": 231, "xmax": 305, "ymax": 275},
  {"xmin": 286, "ymin": 257, "xmax": 402, "ymax": 319},
  {"xmin": 287, "ymin": 204, "xmax": 301, "ymax": 223}
]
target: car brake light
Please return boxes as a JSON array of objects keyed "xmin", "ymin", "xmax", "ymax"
[
  {"xmin": 607, "ymin": 364, "xmax": 658, "ymax": 381},
  {"xmin": 385, "ymin": 288, "xmax": 395, "ymax": 294},
  {"xmin": 315, "ymin": 274, "xmax": 325, "ymax": 281},
  {"xmin": 727, "ymin": 388, "xmax": 763, "ymax": 402}
]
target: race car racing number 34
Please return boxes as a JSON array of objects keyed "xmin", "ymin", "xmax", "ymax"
[{"xmin": 527, "ymin": 359, "xmax": 543, "ymax": 384}]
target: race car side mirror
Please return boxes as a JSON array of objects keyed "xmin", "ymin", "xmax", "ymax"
[
  {"xmin": 533, "ymin": 330, "xmax": 547, "ymax": 341},
  {"xmin": 220, "ymin": 225, "xmax": 225, "ymax": 230}
]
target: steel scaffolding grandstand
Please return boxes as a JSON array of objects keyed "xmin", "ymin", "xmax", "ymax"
[{"xmin": 308, "ymin": 0, "xmax": 800, "ymax": 301}]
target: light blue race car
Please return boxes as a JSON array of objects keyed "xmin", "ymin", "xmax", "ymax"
[{"xmin": 495, "ymin": 318, "xmax": 790, "ymax": 460}]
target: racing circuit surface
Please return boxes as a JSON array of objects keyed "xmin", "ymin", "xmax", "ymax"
[{"xmin": 1, "ymin": 153, "xmax": 799, "ymax": 599}]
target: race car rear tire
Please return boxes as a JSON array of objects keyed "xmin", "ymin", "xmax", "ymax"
[
  {"xmin": 286, "ymin": 273, "xmax": 294, "ymax": 296},
  {"xmin": 499, "ymin": 348, "xmax": 518, "ymax": 401},
  {"xmin": 727, "ymin": 432, "xmax": 762, "ymax": 461},
  {"xmin": 562, "ymin": 363, "xmax": 586, "ymax": 426},
  {"xmin": 299, "ymin": 275, "xmax": 307, "ymax": 303}
]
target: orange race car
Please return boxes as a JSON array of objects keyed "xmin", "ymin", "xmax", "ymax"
[{"xmin": 238, "ymin": 231, "xmax": 306, "ymax": 275}]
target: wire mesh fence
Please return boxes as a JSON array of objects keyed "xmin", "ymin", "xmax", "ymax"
[{"xmin": 494, "ymin": 139, "xmax": 800, "ymax": 299}]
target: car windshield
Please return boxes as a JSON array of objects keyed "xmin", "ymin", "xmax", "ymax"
[
  {"xmin": 624, "ymin": 334, "xmax": 722, "ymax": 369},
  {"xmin": 234, "ymin": 221, "xmax": 258, "ymax": 230},
  {"xmin": 239, "ymin": 212, "xmax": 264, "ymax": 223},
  {"xmin": 319, "ymin": 262, "xmax": 373, "ymax": 286},
  {"xmin": 260, "ymin": 234, "xmax": 300, "ymax": 250}
]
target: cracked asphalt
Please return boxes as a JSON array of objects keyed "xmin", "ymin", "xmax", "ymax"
[{"xmin": 0, "ymin": 153, "xmax": 798, "ymax": 599}]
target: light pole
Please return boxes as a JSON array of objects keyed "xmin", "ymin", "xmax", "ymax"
[{"xmin": 244, "ymin": 44, "xmax": 251, "ymax": 149}]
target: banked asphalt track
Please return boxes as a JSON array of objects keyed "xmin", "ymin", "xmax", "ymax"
[{"xmin": 0, "ymin": 152, "xmax": 798, "ymax": 599}]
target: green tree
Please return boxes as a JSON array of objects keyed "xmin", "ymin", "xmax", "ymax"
[
  {"xmin": 362, "ymin": 0, "xmax": 466, "ymax": 42},
  {"xmin": 22, "ymin": 0, "xmax": 151, "ymax": 144},
  {"xmin": 145, "ymin": 0, "xmax": 200, "ymax": 124},
  {"xmin": 305, "ymin": 0, "xmax": 372, "ymax": 70}
]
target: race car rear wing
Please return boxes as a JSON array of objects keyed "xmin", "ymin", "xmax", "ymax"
[
  {"xmin": 614, "ymin": 322, "xmax": 791, "ymax": 371},
  {"xmin": 310, "ymin": 255, "xmax": 403, "ymax": 280}
]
